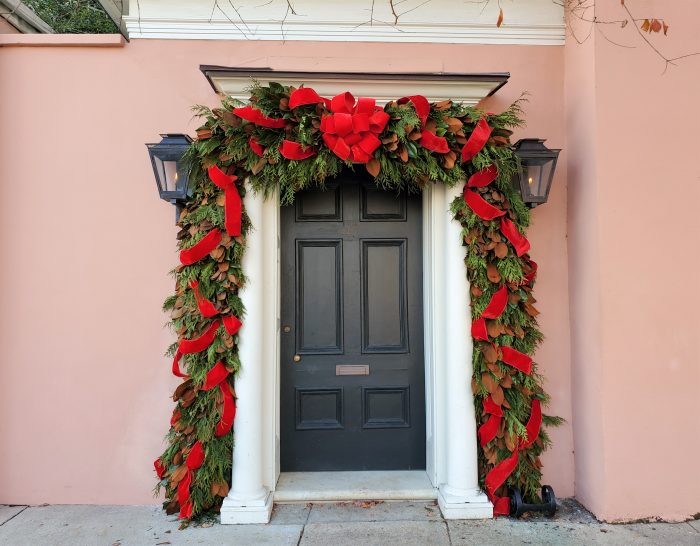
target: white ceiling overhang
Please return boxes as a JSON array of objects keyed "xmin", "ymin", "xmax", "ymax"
[{"xmin": 201, "ymin": 67, "xmax": 510, "ymax": 106}]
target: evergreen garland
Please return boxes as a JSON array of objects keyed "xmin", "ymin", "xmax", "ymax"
[{"xmin": 154, "ymin": 82, "xmax": 560, "ymax": 523}]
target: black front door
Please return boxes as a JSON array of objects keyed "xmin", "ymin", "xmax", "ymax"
[{"xmin": 280, "ymin": 170, "xmax": 425, "ymax": 471}]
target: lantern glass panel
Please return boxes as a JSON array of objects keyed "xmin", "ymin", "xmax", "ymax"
[{"xmin": 523, "ymin": 159, "xmax": 554, "ymax": 201}]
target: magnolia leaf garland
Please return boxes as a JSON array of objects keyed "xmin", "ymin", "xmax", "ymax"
[{"xmin": 154, "ymin": 82, "xmax": 560, "ymax": 521}]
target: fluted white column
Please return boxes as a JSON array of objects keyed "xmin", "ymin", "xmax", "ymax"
[
  {"xmin": 221, "ymin": 188, "xmax": 273, "ymax": 524},
  {"xmin": 437, "ymin": 183, "xmax": 493, "ymax": 519}
]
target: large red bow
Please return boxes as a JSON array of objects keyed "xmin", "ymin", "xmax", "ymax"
[{"xmin": 320, "ymin": 92, "xmax": 390, "ymax": 163}]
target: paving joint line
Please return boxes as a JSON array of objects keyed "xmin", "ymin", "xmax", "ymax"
[
  {"xmin": 0, "ymin": 506, "xmax": 29, "ymax": 527},
  {"xmin": 295, "ymin": 502, "xmax": 313, "ymax": 546}
]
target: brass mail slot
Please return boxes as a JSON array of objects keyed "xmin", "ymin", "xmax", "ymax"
[{"xmin": 336, "ymin": 365, "xmax": 370, "ymax": 376}]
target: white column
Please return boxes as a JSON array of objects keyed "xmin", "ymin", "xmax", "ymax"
[
  {"xmin": 437, "ymin": 183, "xmax": 493, "ymax": 519},
  {"xmin": 220, "ymin": 188, "xmax": 273, "ymax": 524}
]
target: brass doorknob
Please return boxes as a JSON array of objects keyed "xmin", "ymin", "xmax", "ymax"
[{"xmin": 293, "ymin": 355, "xmax": 301, "ymax": 363}]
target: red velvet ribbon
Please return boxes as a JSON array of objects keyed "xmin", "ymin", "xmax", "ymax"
[
  {"xmin": 484, "ymin": 398, "xmax": 542, "ymax": 515},
  {"xmin": 320, "ymin": 92, "xmax": 389, "ymax": 163},
  {"xmin": 289, "ymin": 87, "xmax": 330, "ymax": 109},
  {"xmin": 420, "ymin": 130, "xmax": 449, "ymax": 153},
  {"xmin": 485, "ymin": 446, "xmax": 519, "ymax": 516},
  {"xmin": 177, "ymin": 441, "xmax": 205, "ymax": 519},
  {"xmin": 467, "ymin": 164, "xmax": 498, "ymax": 188},
  {"xmin": 154, "ymin": 458, "xmax": 166, "ymax": 480},
  {"xmin": 500, "ymin": 346, "xmax": 533, "ymax": 375},
  {"xmin": 522, "ymin": 399, "xmax": 542, "ymax": 448},
  {"xmin": 180, "ymin": 229, "xmax": 222, "ymax": 266},
  {"xmin": 471, "ymin": 317, "xmax": 489, "ymax": 341},
  {"xmin": 280, "ymin": 140, "xmax": 316, "ymax": 160},
  {"xmin": 215, "ymin": 382, "xmax": 236, "ymax": 437},
  {"xmin": 482, "ymin": 285, "xmax": 508, "ymax": 319},
  {"xmin": 208, "ymin": 165, "xmax": 242, "ymax": 237},
  {"xmin": 233, "ymin": 105, "xmax": 286, "ymax": 128},
  {"xmin": 223, "ymin": 315, "xmax": 242, "ymax": 336},
  {"xmin": 189, "ymin": 280, "xmax": 218, "ymax": 318},
  {"xmin": 462, "ymin": 118, "xmax": 492, "ymax": 163},
  {"xmin": 522, "ymin": 257, "xmax": 538, "ymax": 286},
  {"xmin": 484, "ymin": 394, "xmax": 504, "ymax": 417},
  {"xmin": 202, "ymin": 361, "xmax": 229, "ymax": 391},
  {"xmin": 397, "ymin": 95, "xmax": 430, "ymax": 129},
  {"xmin": 172, "ymin": 320, "xmax": 221, "ymax": 378},
  {"xmin": 463, "ymin": 189, "xmax": 506, "ymax": 221},
  {"xmin": 479, "ymin": 413, "xmax": 501, "ymax": 447},
  {"xmin": 500, "ymin": 217, "xmax": 531, "ymax": 257},
  {"xmin": 249, "ymin": 137, "xmax": 264, "ymax": 158}
]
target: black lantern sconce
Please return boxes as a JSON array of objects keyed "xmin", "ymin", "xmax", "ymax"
[
  {"xmin": 512, "ymin": 139, "xmax": 561, "ymax": 208},
  {"xmin": 146, "ymin": 134, "xmax": 193, "ymax": 216}
]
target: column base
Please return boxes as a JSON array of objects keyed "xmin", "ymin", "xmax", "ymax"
[
  {"xmin": 438, "ymin": 485, "xmax": 493, "ymax": 519},
  {"xmin": 220, "ymin": 489, "xmax": 273, "ymax": 524}
]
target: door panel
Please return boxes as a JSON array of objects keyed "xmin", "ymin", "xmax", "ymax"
[{"xmin": 281, "ymin": 171, "xmax": 425, "ymax": 471}]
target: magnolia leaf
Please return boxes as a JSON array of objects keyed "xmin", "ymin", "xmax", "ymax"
[
  {"xmin": 252, "ymin": 157, "xmax": 267, "ymax": 175},
  {"xmin": 435, "ymin": 99, "xmax": 452, "ymax": 111},
  {"xmin": 482, "ymin": 344, "xmax": 498, "ymax": 363},
  {"xmin": 497, "ymin": 8, "xmax": 504, "ymax": 28},
  {"xmin": 481, "ymin": 372, "xmax": 498, "ymax": 393},
  {"xmin": 196, "ymin": 128, "xmax": 213, "ymax": 140},
  {"xmin": 471, "ymin": 285, "xmax": 483, "ymax": 297},
  {"xmin": 492, "ymin": 385, "xmax": 505, "ymax": 406},
  {"xmin": 366, "ymin": 158, "xmax": 381, "ymax": 177},
  {"xmin": 494, "ymin": 243, "xmax": 508, "ymax": 259},
  {"xmin": 216, "ymin": 193, "xmax": 226, "ymax": 206},
  {"xmin": 487, "ymin": 263, "xmax": 501, "ymax": 283},
  {"xmin": 397, "ymin": 146, "xmax": 409, "ymax": 163},
  {"xmin": 504, "ymin": 430, "xmax": 517, "ymax": 451},
  {"xmin": 169, "ymin": 464, "xmax": 188, "ymax": 487}
]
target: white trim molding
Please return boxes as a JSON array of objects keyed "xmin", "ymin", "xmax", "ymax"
[
  {"xmin": 124, "ymin": 0, "xmax": 564, "ymax": 45},
  {"xmin": 202, "ymin": 68, "xmax": 509, "ymax": 106}
]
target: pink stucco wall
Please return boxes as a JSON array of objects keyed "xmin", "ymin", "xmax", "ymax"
[
  {"xmin": 566, "ymin": 0, "xmax": 700, "ymax": 521},
  {"xmin": 1, "ymin": 37, "xmax": 571, "ymax": 507}
]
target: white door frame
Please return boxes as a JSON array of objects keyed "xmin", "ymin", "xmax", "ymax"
[{"xmin": 220, "ymin": 181, "xmax": 492, "ymax": 523}]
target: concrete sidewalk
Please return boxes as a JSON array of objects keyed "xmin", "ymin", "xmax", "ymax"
[{"xmin": 1, "ymin": 500, "xmax": 698, "ymax": 546}]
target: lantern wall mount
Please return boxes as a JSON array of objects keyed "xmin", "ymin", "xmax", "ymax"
[
  {"xmin": 512, "ymin": 138, "xmax": 560, "ymax": 208},
  {"xmin": 146, "ymin": 134, "xmax": 193, "ymax": 216}
]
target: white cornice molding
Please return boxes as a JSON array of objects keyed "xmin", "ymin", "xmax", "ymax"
[
  {"xmin": 123, "ymin": 19, "xmax": 564, "ymax": 45},
  {"xmin": 123, "ymin": 0, "xmax": 564, "ymax": 45},
  {"xmin": 203, "ymin": 69, "xmax": 509, "ymax": 106}
]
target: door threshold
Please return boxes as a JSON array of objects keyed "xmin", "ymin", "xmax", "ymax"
[{"xmin": 273, "ymin": 470, "xmax": 437, "ymax": 503}]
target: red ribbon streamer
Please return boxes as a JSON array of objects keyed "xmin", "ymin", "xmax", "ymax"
[
  {"xmin": 484, "ymin": 394, "xmax": 504, "ymax": 417},
  {"xmin": 202, "ymin": 361, "xmax": 229, "ymax": 391},
  {"xmin": 320, "ymin": 92, "xmax": 389, "ymax": 163},
  {"xmin": 233, "ymin": 105, "xmax": 286, "ymax": 128},
  {"xmin": 523, "ymin": 399, "xmax": 542, "ymax": 448},
  {"xmin": 208, "ymin": 165, "xmax": 241, "ymax": 237},
  {"xmin": 461, "ymin": 118, "xmax": 492, "ymax": 163},
  {"xmin": 177, "ymin": 468, "xmax": 193, "ymax": 519},
  {"xmin": 154, "ymin": 458, "xmax": 166, "ymax": 480},
  {"xmin": 215, "ymin": 382, "xmax": 236, "ymax": 437},
  {"xmin": 189, "ymin": 280, "xmax": 218, "ymax": 318},
  {"xmin": 420, "ymin": 130, "xmax": 449, "ymax": 153},
  {"xmin": 467, "ymin": 164, "xmax": 498, "ymax": 188},
  {"xmin": 397, "ymin": 95, "xmax": 430, "ymax": 129},
  {"xmin": 179, "ymin": 229, "xmax": 222, "ymax": 266},
  {"xmin": 249, "ymin": 137, "xmax": 264, "ymax": 158},
  {"xmin": 522, "ymin": 257, "xmax": 538, "ymax": 286},
  {"xmin": 482, "ymin": 285, "xmax": 508, "ymax": 319},
  {"xmin": 172, "ymin": 320, "xmax": 221, "ymax": 378},
  {"xmin": 463, "ymin": 189, "xmax": 506, "ymax": 221},
  {"xmin": 186, "ymin": 441, "xmax": 205, "ymax": 470},
  {"xmin": 500, "ymin": 346, "xmax": 533, "ymax": 375},
  {"xmin": 471, "ymin": 317, "xmax": 489, "ymax": 341},
  {"xmin": 500, "ymin": 217, "xmax": 531, "ymax": 257},
  {"xmin": 223, "ymin": 315, "xmax": 242, "ymax": 336},
  {"xmin": 478, "ymin": 413, "xmax": 501, "ymax": 447},
  {"xmin": 289, "ymin": 87, "xmax": 329, "ymax": 109},
  {"xmin": 485, "ymin": 446, "xmax": 519, "ymax": 515},
  {"xmin": 280, "ymin": 140, "xmax": 316, "ymax": 160}
]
